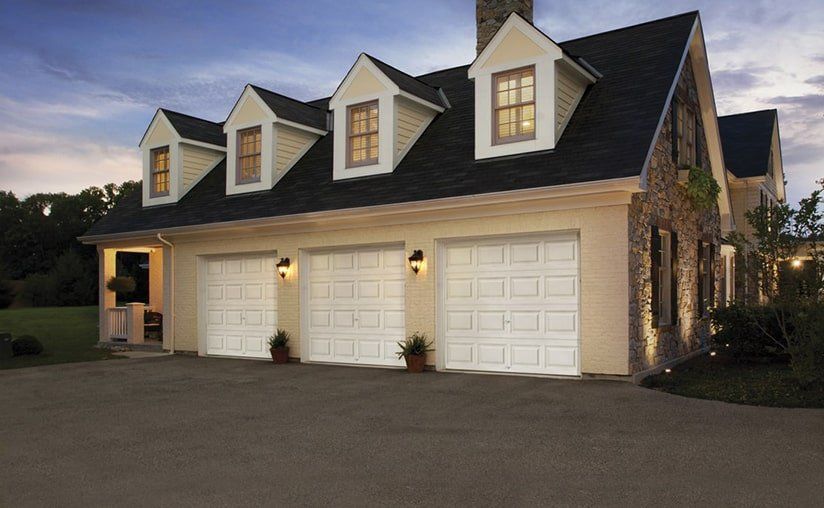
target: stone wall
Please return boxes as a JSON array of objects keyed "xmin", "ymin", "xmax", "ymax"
[
  {"xmin": 628, "ymin": 55, "xmax": 722, "ymax": 373},
  {"xmin": 476, "ymin": 0, "xmax": 533, "ymax": 55}
]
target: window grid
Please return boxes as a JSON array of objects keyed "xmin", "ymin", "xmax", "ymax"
[
  {"xmin": 150, "ymin": 146, "xmax": 170, "ymax": 197},
  {"xmin": 493, "ymin": 66, "xmax": 536, "ymax": 144},
  {"xmin": 347, "ymin": 101, "xmax": 379, "ymax": 167},
  {"xmin": 237, "ymin": 126, "xmax": 262, "ymax": 183}
]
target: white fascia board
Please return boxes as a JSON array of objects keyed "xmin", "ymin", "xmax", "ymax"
[
  {"xmin": 276, "ymin": 117, "xmax": 327, "ymax": 136},
  {"xmin": 397, "ymin": 90, "xmax": 445, "ymax": 113},
  {"xmin": 139, "ymin": 110, "xmax": 178, "ymax": 149},
  {"xmin": 179, "ymin": 138, "xmax": 227, "ymax": 152},
  {"xmin": 224, "ymin": 85, "xmax": 278, "ymax": 131},
  {"xmin": 329, "ymin": 54, "xmax": 399, "ymax": 109},
  {"xmin": 560, "ymin": 54, "xmax": 598, "ymax": 84},
  {"xmin": 468, "ymin": 13, "xmax": 562, "ymax": 79}
]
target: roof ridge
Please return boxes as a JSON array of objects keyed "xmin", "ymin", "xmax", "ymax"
[
  {"xmin": 560, "ymin": 10, "xmax": 699, "ymax": 45},
  {"xmin": 719, "ymin": 109, "xmax": 777, "ymax": 119},
  {"xmin": 415, "ymin": 63, "xmax": 471, "ymax": 79},
  {"xmin": 362, "ymin": 53, "xmax": 439, "ymax": 89},
  {"xmin": 248, "ymin": 84, "xmax": 326, "ymax": 112},
  {"xmin": 159, "ymin": 108, "xmax": 222, "ymax": 126}
]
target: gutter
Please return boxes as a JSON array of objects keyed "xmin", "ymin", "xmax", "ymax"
[{"xmin": 156, "ymin": 233, "xmax": 175, "ymax": 354}]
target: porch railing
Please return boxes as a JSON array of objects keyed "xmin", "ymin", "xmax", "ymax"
[{"xmin": 107, "ymin": 307, "xmax": 128, "ymax": 339}]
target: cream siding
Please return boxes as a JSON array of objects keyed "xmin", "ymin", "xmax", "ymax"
[
  {"xmin": 180, "ymin": 144, "xmax": 223, "ymax": 189},
  {"xmin": 481, "ymin": 26, "xmax": 547, "ymax": 69},
  {"xmin": 555, "ymin": 64, "xmax": 586, "ymax": 138},
  {"xmin": 276, "ymin": 125, "xmax": 318, "ymax": 173},
  {"xmin": 395, "ymin": 100, "xmax": 434, "ymax": 155},
  {"xmin": 164, "ymin": 203, "xmax": 632, "ymax": 376},
  {"xmin": 340, "ymin": 67, "xmax": 388, "ymax": 101}
]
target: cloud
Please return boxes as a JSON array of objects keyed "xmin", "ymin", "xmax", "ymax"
[
  {"xmin": 712, "ymin": 67, "xmax": 774, "ymax": 91},
  {"xmin": 768, "ymin": 94, "xmax": 824, "ymax": 109},
  {"xmin": 804, "ymin": 75, "xmax": 824, "ymax": 88}
]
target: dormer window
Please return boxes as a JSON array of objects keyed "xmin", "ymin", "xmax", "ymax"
[
  {"xmin": 493, "ymin": 66, "xmax": 535, "ymax": 145},
  {"xmin": 150, "ymin": 146, "xmax": 170, "ymax": 197},
  {"xmin": 237, "ymin": 126, "xmax": 262, "ymax": 184},
  {"xmin": 347, "ymin": 101, "xmax": 379, "ymax": 167}
]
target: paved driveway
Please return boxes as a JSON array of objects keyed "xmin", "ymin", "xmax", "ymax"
[{"xmin": 1, "ymin": 356, "xmax": 822, "ymax": 506}]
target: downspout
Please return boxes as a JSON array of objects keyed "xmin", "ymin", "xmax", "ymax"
[{"xmin": 157, "ymin": 233, "xmax": 175, "ymax": 354}]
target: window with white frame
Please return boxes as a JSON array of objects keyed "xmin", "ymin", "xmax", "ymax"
[
  {"xmin": 237, "ymin": 126, "xmax": 262, "ymax": 183},
  {"xmin": 493, "ymin": 66, "xmax": 535, "ymax": 145},
  {"xmin": 150, "ymin": 146, "xmax": 170, "ymax": 197},
  {"xmin": 347, "ymin": 101, "xmax": 379, "ymax": 167}
]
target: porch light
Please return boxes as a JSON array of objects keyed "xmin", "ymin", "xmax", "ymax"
[
  {"xmin": 408, "ymin": 250, "xmax": 424, "ymax": 274},
  {"xmin": 791, "ymin": 258, "xmax": 803, "ymax": 269},
  {"xmin": 276, "ymin": 258, "xmax": 290, "ymax": 279}
]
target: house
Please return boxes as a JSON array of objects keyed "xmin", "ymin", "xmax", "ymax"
[
  {"xmin": 718, "ymin": 109, "xmax": 786, "ymax": 303},
  {"xmin": 83, "ymin": 1, "xmax": 762, "ymax": 380}
]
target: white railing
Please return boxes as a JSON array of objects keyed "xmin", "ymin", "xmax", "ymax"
[{"xmin": 107, "ymin": 307, "xmax": 128, "ymax": 339}]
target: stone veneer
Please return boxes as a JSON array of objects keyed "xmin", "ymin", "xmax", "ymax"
[
  {"xmin": 628, "ymin": 55, "xmax": 721, "ymax": 373},
  {"xmin": 476, "ymin": 0, "xmax": 533, "ymax": 55}
]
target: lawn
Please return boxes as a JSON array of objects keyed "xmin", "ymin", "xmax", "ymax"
[
  {"xmin": 642, "ymin": 352, "xmax": 824, "ymax": 408},
  {"xmin": 0, "ymin": 306, "xmax": 122, "ymax": 369}
]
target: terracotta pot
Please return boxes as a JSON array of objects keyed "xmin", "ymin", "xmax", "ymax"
[
  {"xmin": 404, "ymin": 353, "xmax": 426, "ymax": 373},
  {"xmin": 271, "ymin": 347, "xmax": 289, "ymax": 364}
]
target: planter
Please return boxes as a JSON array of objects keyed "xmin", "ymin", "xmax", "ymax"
[
  {"xmin": 270, "ymin": 347, "xmax": 289, "ymax": 364},
  {"xmin": 403, "ymin": 353, "xmax": 426, "ymax": 373}
]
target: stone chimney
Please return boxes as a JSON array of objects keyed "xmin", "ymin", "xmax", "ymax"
[{"xmin": 476, "ymin": 0, "xmax": 534, "ymax": 55}]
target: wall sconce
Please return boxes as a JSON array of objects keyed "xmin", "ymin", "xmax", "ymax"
[
  {"xmin": 791, "ymin": 258, "xmax": 803, "ymax": 269},
  {"xmin": 408, "ymin": 250, "xmax": 424, "ymax": 274},
  {"xmin": 276, "ymin": 257, "xmax": 290, "ymax": 279}
]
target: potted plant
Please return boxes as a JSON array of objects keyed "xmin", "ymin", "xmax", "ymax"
[
  {"xmin": 396, "ymin": 332, "xmax": 433, "ymax": 373},
  {"xmin": 267, "ymin": 328, "xmax": 290, "ymax": 364}
]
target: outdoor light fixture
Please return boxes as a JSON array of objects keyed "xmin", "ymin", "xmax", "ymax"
[
  {"xmin": 408, "ymin": 250, "xmax": 424, "ymax": 274},
  {"xmin": 664, "ymin": 368, "xmax": 672, "ymax": 374},
  {"xmin": 791, "ymin": 258, "xmax": 803, "ymax": 269},
  {"xmin": 276, "ymin": 258, "xmax": 290, "ymax": 279},
  {"xmin": 710, "ymin": 351, "xmax": 717, "ymax": 357}
]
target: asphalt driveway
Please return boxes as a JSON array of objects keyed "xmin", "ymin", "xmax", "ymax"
[{"xmin": 1, "ymin": 356, "xmax": 822, "ymax": 506}]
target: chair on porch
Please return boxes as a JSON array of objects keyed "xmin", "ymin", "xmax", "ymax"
[{"xmin": 144, "ymin": 311, "xmax": 163, "ymax": 340}]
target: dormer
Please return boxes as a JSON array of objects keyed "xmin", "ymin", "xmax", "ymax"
[
  {"xmin": 468, "ymin": 12, "xmax": 597, "ymax": 160},
  {"xmin": 328, "ymin": 54, "xmax": 447, "ymax": 180},
  {"xmin": 223, "ymin": 85, "xmax": 327, "ymax": 195},
  {"xmin": 139, "ymin": 109, "xmax": 226, "ymax": 207}
]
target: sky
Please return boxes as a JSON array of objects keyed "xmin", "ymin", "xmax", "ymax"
[{"xmin": 0, "ymin": 0, "xmax": 821, "ymax": 205}]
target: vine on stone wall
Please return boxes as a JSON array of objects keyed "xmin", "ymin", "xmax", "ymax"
[{"xmin": 685, "ymin": 166, "xmax": 721, "ymax": 210}]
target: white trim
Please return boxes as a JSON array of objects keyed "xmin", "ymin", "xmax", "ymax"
[
  {"xmin": 397, "ymin": 90, "xmax": 445, "ymax": 113},
  {"xmin": 80, "ymin": 176, "xmax": 641, "ymax": 244},
  {"xmin": 178, "ymin": 138, "xmax": 226, "ymax": 152},
  {"xmin": 277, "ymin": 117, "xmax": 327, "ymax": 136}
]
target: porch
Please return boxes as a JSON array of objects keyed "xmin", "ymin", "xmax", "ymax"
[{"xmin": 97, "ymin": 244, "xmax": 168, "ymax": 348}]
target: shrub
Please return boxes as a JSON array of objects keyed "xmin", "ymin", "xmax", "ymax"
[
  {"xmin": 267, "ymin": 328, "xmax": 290, "ymax": 349},
  {"xmin": 396, "ymin": 332, "xmax": 434, "ymax": 359},
  {"xmin": 710, "ymin": 304, "xmax": 784, "ymax": 359},
  {"xmin": 12, "ymin": 335, "xmax": 43, "ymax": 356},
  {"xmin": 783, "ymin": 303, "xmax": 824, "ymax": 387},
  {"xmin": 106, "ymin": 276, "xmax": 136, "ymax": 294},
  {"xmin": 0, "ymin": 278, "xmax": 13, "ymax": 309}
]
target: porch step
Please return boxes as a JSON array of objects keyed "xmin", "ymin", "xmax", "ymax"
[{"xmin": 97, "ymin": 341, "xmax": 164, "ymax": 353}]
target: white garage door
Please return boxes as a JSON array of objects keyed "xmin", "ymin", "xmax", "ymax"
[
  {"xmin": 441, "ymin": 232, "xmax": 580, "ymax": 376},
  {"xmin": 305, "ymin": 245, "xmax": 405, "ymax": 367},
  {"xmin": 205, "ymin": 254, "xmax": 277, "ymax": 359}
]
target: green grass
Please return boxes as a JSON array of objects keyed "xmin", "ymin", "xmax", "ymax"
[
  {"xmin": 0, "ymin": 306, "xmax": 122, "ymax": 370},
  {"xmin": 643, "ymin": 352, "xmax": 824, "ymax": 408}
]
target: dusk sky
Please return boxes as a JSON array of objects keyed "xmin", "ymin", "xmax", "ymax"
[{"xmin": 0, "ymin": 0, "xmax": 821, "ymax": 205}]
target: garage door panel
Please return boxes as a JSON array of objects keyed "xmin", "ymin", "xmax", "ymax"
[
  {"xmin": 443, "ymin": 233, "xmax": 580, "ymax": 376},
  {"xmin": 205, "ymin": 253, "xmax": 276, "ymax": 359},
  {"xmin": 307, "ymin": 245, "xmax": 405, "ymax": 367}
]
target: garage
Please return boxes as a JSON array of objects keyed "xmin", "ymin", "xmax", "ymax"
[
  {"xmin": 204, "ymin": 253, "xmax": 277, "ymax": 359},
  {"xmin": 439, "ymin": 232, "xmax": 580, "ymax": 376},
  {"xmin": 304, "ymin": 245, "xmax": 406, "ymax": 367}
]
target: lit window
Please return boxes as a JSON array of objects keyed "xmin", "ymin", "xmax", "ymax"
[
  {"xmin": 347, "ymin": 101, "xmax": 379, "ymax": 167},
  {"xmin": 493, "ymin": 66, "xmax": 535, "ymax": 144},
  {"xmin": 150, "ymin": 146, "xmax": 170, "ymax": 197},
  {"xmin": 237, "ymin": 126, "xmax": 262, "ymax": 183}
]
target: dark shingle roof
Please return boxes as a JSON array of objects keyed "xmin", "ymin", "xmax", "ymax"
[
  {"xmin": 718, "ymin": 109, "xmax": 776, "ymax": 178},
  {"xmin": 365, "ymin": 54, "xmax": 448, "ymax": 108},
  {"xmin": 249, "ymin": 85, "xmax": 327, "ymax": 131},
  {"xmin": 85, "ymin": 12, "xmax": 698, "ymax": 238},
  {"xmin": 161, "ymin": 109, "xmax": 225, "ymax": 147}
]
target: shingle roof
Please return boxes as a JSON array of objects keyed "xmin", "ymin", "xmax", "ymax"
[
  {"xmin": 718, "ymin": 109, "xmax": 776, "ymax": 178},
  {"xmin": 365, "ymin": 54, "xmax": 448, "ymax": 108},
  {"xmin": 161, "ymin": 109, "xmax": 226, "ymax": 147},
  {"xmin": 85, "ymin": 11, "xmax": 698, "ymax": 238},
  {"xmin": 249, "ymin": 85, "xmax": 328, "ymax": 131}
]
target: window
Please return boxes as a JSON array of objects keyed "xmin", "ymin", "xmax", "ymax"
[
  {"xmin": 677, "ymin": 104, "xmax": 696, "ymax": 166},
  {"xmin": 347, "ymin": 101, "xmax": 379, "ymax": 167},
  {"xmin": 237, "ymin": 126, "xmax": 262, "ymax": 183},
  {"xmin": 150, "ymin": 146, "xmax": 170, "ymax": 197},
  {"xmin": 651, "ymin": 226, "xmax": 678, "ymax": 328},
  {"xmin": 698, "ymin": 242, "xmax": 714, "ymax": 316},
  {"xmin": 493, "ymin": 66, "xmax": 535, "ymax": 144}
]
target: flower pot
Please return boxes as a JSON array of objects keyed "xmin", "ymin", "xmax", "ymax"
[
  {"xmin": 271, "ymin": 347, "xmax": 289, "ymax": 364},
  {"xmin": 404, "ymin": 353, "xmax": 426, "ymax": 373}
]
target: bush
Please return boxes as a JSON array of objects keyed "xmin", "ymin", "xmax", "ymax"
[
  {"xmin": 710, "ymin": 304, "xmax": 784, "ymax": 358},
  {"xmin": 12, "ymin": 335, "xmax": 44, "ymax": 356},
  {"xmin": 20, "ymin": 272, "xmax": 57, "ymax": 307},
  {"xmin": 784, "ymin": 303, "xmax": 824, "ymax": 387},
  {"xmin": 106, "ymin": 276, "xmax": 136, "ymax": 294}
]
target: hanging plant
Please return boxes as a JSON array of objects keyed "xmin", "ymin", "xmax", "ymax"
[
  {"xmin": 106, "ymin": 276, "xmax": 136, "ymax": 294},
  {"xmin": 685, "ymin": 165, "xmax": 721, "ymax": 210}
]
